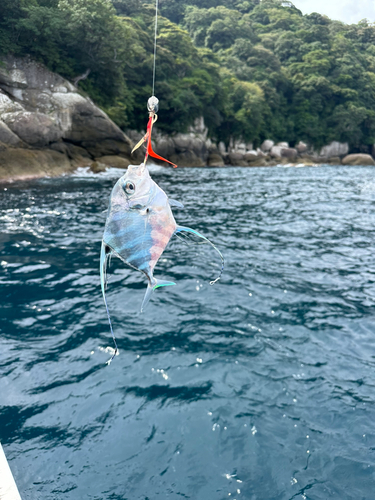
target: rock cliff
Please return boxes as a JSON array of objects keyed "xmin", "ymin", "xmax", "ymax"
[{"xmin": 0, "ymin": 55, "xmax": 136, "ymax": 180}]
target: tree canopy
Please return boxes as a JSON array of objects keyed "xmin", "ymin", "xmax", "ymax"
[{"xmin": 1, "ymin": 0, "xmax": 375, "ymax": 149}]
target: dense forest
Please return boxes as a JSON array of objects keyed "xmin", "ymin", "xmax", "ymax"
[{"xmin": 1, "ymin": 0, "xmax": 375, "ymax": 149}]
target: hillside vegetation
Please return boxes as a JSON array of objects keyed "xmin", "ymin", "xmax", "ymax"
[{"xmin": 1, "ymin": 0, "xmax": 375, "ymax": 149}]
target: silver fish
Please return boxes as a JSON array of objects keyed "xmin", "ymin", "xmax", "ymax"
[{"xmin": 100, "ymin": 163, "xmax": 224, "ymax": 363}]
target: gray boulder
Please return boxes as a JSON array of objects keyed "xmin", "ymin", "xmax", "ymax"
[
  {"xmin": 170, "ymin": 150, "xmax": 205, "ymax": 167},
  {"xmin": 261, "ymin": 140, "xmax": 274, "ymax": 152},
  {"xmin": 52, "ymin": 94, "xmax": 129, "ymax": 147},
  {"xmin": 80, "ymin": 139, "xmax": 134, "ymax": 158},
  {"xmin": 320, "ymin": 141, "xmax": 348, "ymax": 159},
  {"xmin": 244, "ymin": 150, "xmax": 258, "ymax": 162},
  {"xmin": 173, "ymin": 133, "xmax": 207, "ymax": 160},
  {"xmin": 270, "ymin": 145, "xmax": 283, "ymax": 158},
  {"xmin": 249, "ymin": 158, "xmax": 268, "ymax": 167},
  {"xmin": 208, "ymin": 153, "xmax": 224, "ymax": 167},
  {"xmin": 49, "ymin": 141, "xmax": 93, "ymax": 168},
  {"xmin": 228, "ymin": 152, "xmax": 247, "ymax": 166},
  {"xmin": 0, "ymin": 91, "xmax": 24, "ymax": 115},
  {"xmin": 327, "ymin": 156, "xmax": 341, "ymax": 165},
  {"xmin": 65, "ymin": 143, "xmax": 92, "ymax": 160},
  {"xmin": 218, "ymin": 141, "xmax": 226, "ymax": 154},
  {"xmin": 95, "ymin": 155, "xmax": 130, "ymax": 169},
  {"xmin": 190, "ymin": 136, "xmax": 208, "ymax": 160},
  {"xmin": 342, "ymin": 154, "xmax": 375, "ymax": 166},
  {"xmin": 154, "ymin": 136, "xmax": 175, "ymax": 158},
  {"xmin": 89, "ymin": 161, "xmax": 107, "ymax": 173},
  {"xmin": 229, "ymin": 139, "xmax": 252, "ymax": 154},
  {"xmin": 296, "ymin": 141, "xmax": 308, "ymax": 153},
  {"xmin": 0, "ymin": 120, "xmax": 22, "ymax": 146},
  {"xmin": 169, "ymin": 134, "xmax": 192, "ymax": 153},
  {"xmin": 2, "ymin": 111, "xmax": 60, "ymax": 147},
  {"xmin": 281, "ymin": 148, "xmax": 297, "ymax": 161},
  {"xmin": 0, "ymin": 148, "xmax": 73, "ymax": 181}
]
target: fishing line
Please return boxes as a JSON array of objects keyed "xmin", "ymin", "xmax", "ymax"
[{"xmin": 152, "ymin": 0, "xmax": 159, "ymax": 97}]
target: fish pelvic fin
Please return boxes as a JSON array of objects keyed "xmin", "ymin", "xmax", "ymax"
[
  {"xmin": 141, "ymin": 278, "xmax": 176, "ymax": 313},
  {"xmin": 100, "ymin": 242, "xmax": 119, "ymax": 365},
  {"xmin": 176, "ymin": 226, "xmax": 224, "ymax": 285},
  {"xmin": 100, "ymin": 241, "xmax": 109, "ymax": 296}
]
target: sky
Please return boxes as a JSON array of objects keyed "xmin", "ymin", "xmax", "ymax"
[{"xmin": 291, "ymin": 0, "xmax": 375, "ymax": 24}]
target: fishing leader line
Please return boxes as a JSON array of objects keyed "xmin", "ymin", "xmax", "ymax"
[
  {"xmin": 130, "ymin": 0, "xmax": 177, "ymax": 166},
  {"xmin": 152, "ymin": 0, "xmax": 159, "ymax": 97}
]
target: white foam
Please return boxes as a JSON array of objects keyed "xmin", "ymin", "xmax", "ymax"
[
  {"xmin": 71, "ymin": 166, "xmax": 125, "ymax": 179},
  {"xmin": 147, "ymin": 162, "xmax": 164, "ymax": 173}
]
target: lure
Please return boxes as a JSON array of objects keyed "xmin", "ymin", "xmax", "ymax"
[
  {"xmin": 100, "ymin": 161, "xmax": 224, "ymax": 364},
  {"xmin": 131, "ymin": 96, "xmax": 177, "ymax": 168}
]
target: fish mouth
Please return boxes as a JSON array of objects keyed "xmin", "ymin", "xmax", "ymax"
[
  {"xmin": 128, "ymin": 163, "xmax": 144, "ymax": 170},
  {"xmin": 126, "ymin": 163, "xmax": 147, "ymax": 176}
]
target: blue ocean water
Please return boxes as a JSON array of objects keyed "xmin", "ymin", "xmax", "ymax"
[{"xmin": 1, "ymin": 165, "xmax": 375, "ymax": 500}]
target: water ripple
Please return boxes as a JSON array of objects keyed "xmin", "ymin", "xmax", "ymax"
[{"xmin": 1, "ymin": 166, "xmax": 375, "ymax": 499}]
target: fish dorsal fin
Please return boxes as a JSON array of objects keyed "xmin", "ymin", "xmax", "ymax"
[
  {"xmin": 176, "ymin": 226, "xmax": 224, "ymax": 285},
  {"xmin": 169, "ymin": 198, "xmax": 184, "ymax": 209}
]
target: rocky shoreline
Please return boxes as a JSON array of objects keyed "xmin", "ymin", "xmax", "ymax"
[
  {"xmin": 0, "ymin": 55, "xmax": 141, "ymax": 182},
  {"xmin": 0, "ymin": 55, "xmax": 375, "ymax": 183},
  {"xmin": 134, "ymin": 129, "xmax": 375, "ymax": 169}
]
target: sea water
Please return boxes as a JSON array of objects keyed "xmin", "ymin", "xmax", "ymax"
[{"xmin": 1, "ymin": 165, "xmax": 375, "ymax": 499}]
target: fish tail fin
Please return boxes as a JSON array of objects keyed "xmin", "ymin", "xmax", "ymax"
[
  {"xmin": 141, "ymin": 278, "xmax": 176, "ymax": 313},
  {"xmin": 100, "ymin": 242, "xmax": 118, "ymax": 365},
  {"xmin": 176, "ymin": 226, "xmax": 224, "ymax": 285}
]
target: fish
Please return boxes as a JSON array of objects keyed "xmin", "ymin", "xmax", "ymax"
[{"xmin": 100, "ymin": 162, "xmax": 224, "ymax": 363}]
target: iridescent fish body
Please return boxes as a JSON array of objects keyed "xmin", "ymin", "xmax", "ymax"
[{"xmin": 100, "ymin": 163, "xmax": 224, "ymax": 363}]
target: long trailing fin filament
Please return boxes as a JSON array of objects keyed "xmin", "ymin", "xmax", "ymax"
[
  {"xmin": 104, "ymin": 291, "xmax": 118, "ymax": 365},
  {"xmin": 100, "ymin": 243, "xmax": 119, "ymax": 365},
  {"xmin": 176, "ymin": 226, "xmax": 224, "ymax": 285}
]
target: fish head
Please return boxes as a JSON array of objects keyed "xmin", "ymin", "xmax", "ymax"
[
  {"xmin": 120, "ymin": 163, "xmax": 152, "ymax": 207},
  {"xmin": 109, "ymin": 163, "xmax": 152, "ymax": 210}
]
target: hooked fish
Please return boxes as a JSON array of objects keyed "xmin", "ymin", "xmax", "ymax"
[{"xmin": 100, "ymin": 162, "xmax": 224, "ymax": 363}]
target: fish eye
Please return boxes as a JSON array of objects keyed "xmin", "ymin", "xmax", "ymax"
[{"xmin": 124, "ymin": 181, "xmax": 135, "ymax": 195}]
